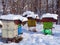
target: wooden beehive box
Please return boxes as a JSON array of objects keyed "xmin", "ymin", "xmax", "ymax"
[
  {"xmin": 2, "ymin": 20, "xmax": 18, "ymax": 38},
  {"xmin": 27, "ymin": 17, "xmax": 36, "ymax": 27},
  {"xmin": 0, "ymin": 14, "xmax": 28, "ymax": 39}
]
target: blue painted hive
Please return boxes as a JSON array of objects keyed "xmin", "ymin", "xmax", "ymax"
[{"xmin": 18, "ymin": 24, "xmax": 22, "ymax": 35}]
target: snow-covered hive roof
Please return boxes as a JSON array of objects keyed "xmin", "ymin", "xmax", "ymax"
[
  {"xmin": 41, "ymin": 13, "xmax": 58, "ymax": 20},
  {"xmin": 0, "ymin": 14, "xmax": 28, "ymax": 22},
  {"xmin": 13, "ymin": 16, "xmax": 28, "ymax": 22},
  {"xmin": 23, "ymin": 11, "xmax": 34, "ymax": 16},
  {"xmin": 27, "ymin": 14, "xmax": 39, "ymax": 19},
  {"xmin": 23, "ymin": 11, "xmax": 39, "ymax": 19}
]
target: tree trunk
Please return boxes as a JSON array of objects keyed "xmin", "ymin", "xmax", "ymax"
[
  {"xmin": 2, "ymin": 0, "xmax": 7, "ymax": 15},
  {"xmin": 46, "ymin": 0, "xmax": 48, "ymax": 13}
]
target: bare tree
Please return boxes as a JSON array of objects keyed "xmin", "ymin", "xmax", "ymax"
[
  {"xmin": 2, "ymin": 0, "xmax": 7, "ymax": 15},
  {"xmin": 46, "ymin": 0, "xmax": 48, "ymax": 13}
]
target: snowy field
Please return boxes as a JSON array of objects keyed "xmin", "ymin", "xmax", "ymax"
[{"xmin": 0, "ymin": 23, "xmax": 60, "ymax": 45}]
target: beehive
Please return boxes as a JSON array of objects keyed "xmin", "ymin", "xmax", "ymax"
[
  {"xmin": 0, "ymin": 14, "xmax": 28, "ymax": 39},
  {"xmin": 2, "ymin": 20, "xmax": 18, "ymax": 38},
  {"xmin": 43, "ymin": 22, "xmax": 53, "ymax": 29},
  {"xmin": 28, "ymin": 17, "xmax": 36, "ymax": 27}
]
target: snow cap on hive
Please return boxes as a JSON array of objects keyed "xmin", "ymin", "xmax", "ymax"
[
  {"xmin": 41, "ymin": 13, "xmax": 58, "ymax": 20},
  {"xmin": 23, "ymin": 11, "xmax": 39, "ymax": 19},
  {"xmin": 13, "ymin": 16, "xmax": 28, "ymax": 22},
  {"xmin": 22, "ymin": 17, "xmax": 28, "ymax": 22},
  {"xmin": 0, "ymin": 14, "xmax": 28, "ymax": 22},
  {"xmin": 0, "ymin": 14, "xmax": 16, "ymax": 20},
  {"xmin": 27, "ymin": 14, "xmax": 39, "ymax": 19},
  {"xmin": 23, "ymin": 11, "xmax": 34, "ymax": 17}
]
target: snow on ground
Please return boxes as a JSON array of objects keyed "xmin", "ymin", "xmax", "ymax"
[{"xmin": 0, "ymin": 23, "xmax": 60, "ymax": 45}]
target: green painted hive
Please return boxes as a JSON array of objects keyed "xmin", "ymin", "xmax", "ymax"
[
  {"xmin": 43, "ymin": 22, "xmax": 53, "ymax": 29},
  {"xmin": 43, "ymin": 29, "xmax": 52, "ymax": 35}
]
